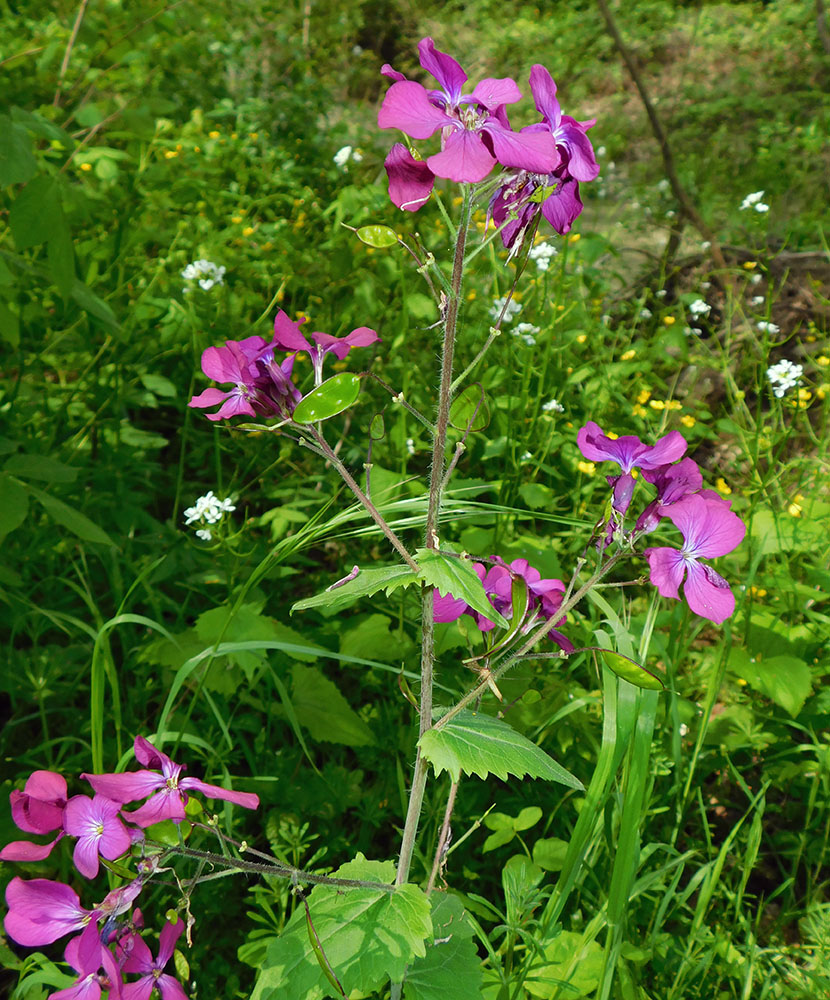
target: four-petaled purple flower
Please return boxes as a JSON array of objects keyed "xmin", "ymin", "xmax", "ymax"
[
  {"xmin": 270, "ymin": 310, "xmax": 379, "ymax": 385},
  {"xmin": 62, "ymin": 794, "xmax": 133, "ymax": 879},
  {"xmin": 4, "ymin": 877, "xmax": 94, "ymax": 947},
  {"xmin": 645, "ymin": 494, "xmax": 746, "ymax": 623},
  {"xmin": 122, "ymin": 919, "xmax": 188, "ymax": 1000},
  {"xmin": 378, "ymin": 38, "xmax": 558, "ymax": 209},
  {"xmin": 50, "ymin": 922, "xmax": 123, "ymax": 1000},
  {"xmin": 1, "ymin": 769, "xmax": 67, "ymax": 863},
  {"xmin": 82, "ymin": 736, "xmax": 259, "ymax": 828}
]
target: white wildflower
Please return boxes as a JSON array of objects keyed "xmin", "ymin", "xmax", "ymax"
[
  {"xmin": 740, "ymin": 191, "xmax": 765, "ymax": 211},
  {"xmin": 655, "ymin": 289, "xmax": 667, "ymax": 299},
  {"xmin": 490, "ymin": 296, "xmax": 522, "ymax": 323},
  {"xmin": 700, "ymin": 241, "xmax": 711, "ymax": 250},
  {"xmin": 513, "ymin": 322, "xmax": 540, "ymax": 338},
  {"xmin": 195, "ymin": 528, "xmax": 213, "ymax": 541},
  {"xmin": 640, "ymin": 307, "xmax": 652, "ymax": 319},
  {"xmin": 406, "ymin": 438, "xmax": 415, "ymax": 456},
  {"xmin": 528, "ymin": 242, "xmax": 558, "ymax": 272},
  {"xmin": 757, "ymin": 321, "xmax": 780, "ymax": 334},
  {"xmin": 333, "ymin": 145, "xmax": 355, "ymax": 169},
  {"xmin": 656, "ymin": 178, "xmax": 670, "ymax": 192},
  {"xmin": 184, "ymin": 491, "xmax": 236, "ymax": 538},
  {"xmin": 751, "ymin": 295, "xmax": 765, "ymax": 306},
  {"xmin": 751, "ymin": 273, "xmax": 762, "ymax": 285},
  {"xmin": 521, "ymin": 451, "xmax": 532, "ymax": 461},
  {"xmin": 542, "ymin": 399, "xmax": 564, "ymax": 413},
  {"xmin": 689, "ymin": 299, "xmax": 711, "ymax": 318},
  {"xmin": 753, "ymin": 202, "xmax": 769, "ymax": 213},
  {"xmin": 766, "ymin": 359, "xmax": 803, "ymax": 398},
  {"xmin": 181, "ymin": 259, "xmax": 226, "ymax": 292},
  {"xmin": 701, "ymin": 281, "xmax": 712, "ymax": 290}
]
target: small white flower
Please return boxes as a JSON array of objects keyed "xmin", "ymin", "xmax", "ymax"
[
  {"xmin": 490, "ymin": 296, "xmax": 522, "ymax": 323},
  {"xmin": 195, "ymin": 528, "xmax": 213, "ymax": 541},
  {"xmin": 751, "ymin": 273, "xmax": 762, "ymax": 285},
  {"xmin": 181, "ymin": 259, "xmax": 226, "ymax": 292},
  {"xmin": 754, "ymin": 202, "xmax": 769, "ymax": 213},
  {"xmin": 679, "ymin": 724, "xmax": 689, "ymax": 737},
  {"xmin": 184, "ymin": 492, "xmax": 235, "ymax": 538},
  {"xmin": 700, "ymin": 241, "xmax": 711, "ymax": 250},
  {"xmin": 640, "ymin": 307, "xmax": 652, "ymax": 319},
  {"xmin": 740, "ymin": 190, "xmax": 765, "ymax": 211},
  {"xmin": 333, "ymin": 145, "xmax": 353, "ymax": 169},
  {"xmin": 513, "ymin": 322, "xmax": 540, "ymax": 337},
  {"xmin": 521, "ymin": 451, "xmax": 532, "ymax": 461},
  {"xmin": 665, "ymin": 209, "xmax": 676, "ymax": 219},
  {"xmin": 757, "ymin": 321, "xmax": 780, "ymax": 334},
  {"xmin": 406, "ymin": 437, "xmax": 415, "ymax": 456},
  {"xmin": 689, "ymin": 299, "xmax": 711, "ymax": 318},
  {"xmin": 766, "ymin": 359, "xmax": 803, "ymax": 398},
  {"xmin": 701, "ymin": 281, "xmax": 712, "ymax": 290},
  {"xmin": 656, "ymin": 178, "xmax": 670, "ymax": 192},
  {"xmin": 542, "ymin": 398, "xmax": 564, "ymax": 413},
  {"xmin": 751, "ymin": 295, "xmax": 765, "ymax": 306},
  {"xmin": 528, "ymin": 242, "xmax": 558, "ymax": 272},
  {"xmin": 596, "ymin": 146, "xmax": 607, "ymax": 157},
  {"xmin": 655, "ymin": 289, "xmax": 667, "ymax": 299}
]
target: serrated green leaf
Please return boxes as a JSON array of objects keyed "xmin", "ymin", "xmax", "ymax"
[
  {"xmin": 0, "ymin": 474, "xmax": 28, "ymax": 539},
  {"xmin": 293, "ymin": 373, "xmax": 361, "ymax": 423},
  {"xmin": 291, "ymin": 665, "xmax": 375, "ymax": 746},
  {"xmin": 252, "ymin": 856, "xmax": 431, "ymax": 1000},
  {"xmin": 10, "ymin": 174, "xmax": 63, "ymax": 249},
  {"xmin": 4, "ymin": 453, "xmax": 78, "ymax": 483},
  {"xmin": 449, "ymin": 384, "xmax": 489, "ymax": 432},
  {"xmin": 0, "ymin": 117, "xmax": 37, "ymax": 186},
  {"xmin": 415, "ymin": 549, "xmax": 508, "ymax": 629},
  {"xmin": 292, "ymin": 564, "xmax": 419, "ymax": 614},
  {"xmin": 28, "ymin": 485, "xmax": 115, "ymax": 546},
  {"xmin": 404, "ymin": 895, "xmax": 483, "ymax": 1000},
  {"xmin": 419, "ymin": 710, "xmax": 583, "ymax": 787}
]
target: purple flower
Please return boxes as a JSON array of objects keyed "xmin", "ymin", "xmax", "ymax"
[
  {"xmin": 122, "ymin": 919, "xmax": 188, "ymax": 1000},
  {"xmin": 4, "ymin": 877, "xmax": 93, "ymax": 947},
  {"xmin": 635, "ymin": 457, "xmax": 704, "ymax": 534},
  {"xmin": 62, "ymin": 795, "xmax": 133, "ymax": 879},
  {"xmin": 490, "ymin": 64, "xmax": 598, "ymax": 247},
  {"xmin": 82, "ymin": 736, "xmax": 259, "ymax": 828},
  {"xmin": 50, "ymin": 922, "xmax": 123, "ymax": 1000},
  {"xmin": 270, "ymin": 310, "xmax": 379, "ymax": 384},
  {"xmin": 1, "ymin": 770, "xmax": 69, "ymax": 862},
  {"xmin": 378, "ymin": 37, "xmax": 558, "ymax": 201},
  {"xmin": 383, "ymin": 142, "xmax": 436, "ymax": 212},
  {"xmin": 188, "ymin": 335, "xmax": 300, "ymax": 422},
  {"xmin": 577, "ymin": 421, "xmax": 687, "ymax": 517},
  {"xmin": 645, "ymin": 494, "xmax": 746, "ymax": 623}
]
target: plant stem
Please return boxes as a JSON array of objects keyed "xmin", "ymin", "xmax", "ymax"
[
  {"xmin": 395, "ymin": 190, "xmax": 472, "ymax": 891},
  {"xmin": 305, "ymin": 425, "xmax": 420, "ymax": 573}
]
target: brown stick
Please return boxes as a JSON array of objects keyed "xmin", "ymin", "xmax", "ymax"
[
  {"xmin": 54, "ymin": 0, "xmax": 91, "ymax": 107},
  {"xmin": 595, "ymin": 0, "xmax": 728, "ymax": 273}
]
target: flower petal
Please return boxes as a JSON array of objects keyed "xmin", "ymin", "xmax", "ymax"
[
  {"xmin": 556, "ymin": 118, "xmax": 600, "ymax": 181},
  {"xmin": 645, "ymin": 546, "xmax": 686, "ymax": 600},
  {"xmin": 272, "ymin": 310, "xmax": 312, "ymax": 353},
  {"xmin": 378, "ymin": 81, "xmax": 452, "ymax": 139},
  {"xmin": 157, "ymin": 918, "xmax": 185, "ymax": 968},
  {"xmin": 4, "ymin": 877, "xmax": 89, "ymax": 947},
  {"xmin": 427, "ymin": 129, "xmax": 495, "ymax": 183},
  {"xmin": 125, "ymin": 789, "xmax": 186, "ymax": 828},
  {"xmin": 188, "ymin": 387, "xmax": 230, "ymax": 410},
  {"xmin": 0, "ymin": 835, "xmax": 62, "ymax": 862},
  {"xmin": 683, "ymin": 560, "xmax": 736, "ymax": 624},
  {"xmin": 417, "ymin": 37, "xmax": 467, "ymax": 106},
  {"xmin": 433, "ymin": 589, "xmax": 468, "ymax": 622},
  {"xmin": 529, "ymin": 64, "xmax": 561, "ymax": 126},
  {"xmin": 179, "ymin": 777, "xmax": 259, "ymax": 810},
  {"xmin": 664, "ymin": 495, "xmax": 746, "ymax": 559},
  {"xmin": 81, "ymin": 770, "xmax": 164, "ymax": 805},
  {"xmin": 384, "ymin": 143, "xmax": 435, "ymax": 211},
  {"xmin": 470, "ymin": 77, "xmax": 522, "ymax": 110},
  {"xmin": 483, "ymin": 121, "xmax": 559, "ymax": 174},
  {"xmin": 541, "ymin": 177, "xmax": 583, "ymax": 234}
]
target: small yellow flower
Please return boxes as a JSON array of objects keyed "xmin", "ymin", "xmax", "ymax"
[
  {"xmin": 193, "ymin": 145, "xmax": 201, "ymax": 153},
  {"xmin": 452, "ymin": 196, "xmax": 464, "ymax": 206},
  {"xmin": 242, "ymin": 226, "xmax": 255, "ymax": 236},
  {"xmin": 620, "ymin": 349, "xmax": 636, "ymax": 361},
  {"xmin": 637, "ymin": 389, "xmax": 651, "ymax": 405},
  {"xmin": 466, "ymin": 290, "xmax": 477, "ymax": 301},
  {"xmin": 208, "ymin": 130, "xmax": 220, "ymax": 139},
  {"xmin": 568, "ymin": 233, "xmax": 581, "ymax": 244},
  {"xmin": 249, "ymin": 132, "xmax": 259, "ymax": 139},
  {"xmin": 231, "ymin": 215, "xmax": 243, "ymax": 224},
  {"xmin": 557, "ymin": 304, "xmax": 564, "ymax": 311},
  {"xmin": 231, "ymin": 132, "xmax": 238, "ymax": 139},
  {"xmin": 736, "ymin": 677, "xmax": 748, "ymax": 686},
  {"xmin": 79, "ymin": 162, "xmax": 92, "ymax": 171},
  {"xmin": 262, "ymin": 241, "xmax": 273, "ymax": 251},
  {"xmin": 716, "ymin": 477, "xmax": 732, "ymax": 496},
  {"xmin": 817, "ymin": 355, "xmax": 830, "ymax": 367},
  {"xmin": 577, "ymin": 460, "xmax": 596, "ymax": 475},
  {"xmin": 817, "ymin": 382, "xmax": 829, "ymax": 399},
  {"xmin": 176, "ymin": 143, "xmax": 183, "ymax": 151},
  {"xmin": 663, "ymin": 316, "xmax": 676, "ymax": 326},
  {"xmin": 649, "ymin": 399, "xmax": 665, "ymax": 410},
  {"xmin": 631, "ymin": 404, "xmax": 647, "ymax": 417},
  {"xmin": 788, "ymin": 493, "xmax": 804, "ymax": 518},
  {"xmin": 606, "ymin": 430, "xmax": 619, "ymax": 440},
  {"xmin": 576, "ymin": 333, "xmax": 587, "ymax": 344},
  {"xmin": 164, "ymin": 149, "xmax": 178, "ymax": 159},
  {"xmin": 749, "ymin": 586, "xmax": 767, "ymax": 598},
  {"xmin": 743, "ymin": 261, "xmax": 757, "ymax": 270},
  {"xmin": 666, "ymin": 400, "xmax": 682, "ymax": 411},
  {"xmin": 806, "ymin": 334, "xmax": 816, "ymax": 343},
  {"xmin": 798, "ymin": 388, "xmax": 812, "ymax": 401},
  {"xmin": 680, "ymin": 414, "xmax": 696, "ymax": 428}
]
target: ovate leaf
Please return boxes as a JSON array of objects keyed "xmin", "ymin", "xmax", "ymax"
[
  {"xmin": 449, "ymin": 384, "xmax": 489, "ymax": 432},
  {"xmin": 415, "ymin": 549, "xmax": 508, "ymax": 629},
  {"xmin": 356, "ymin": 224, "xmax": 399, "ymax": 248},
  {"xmin": 419, "ymin": 710, "xmax": 583, "ymax": 787},
  {"xmin": 404, "ymin": 895, "xmax": 483, "ymax": 1000},
  {"xmin": 0, "ymin": 117, "xmax": 37, "ymax": 186},
  {"xmin": 9, "ymin": 175, "xmax": 62, "ymax": 249},
  {"xmin": 4, "ymin": 453, "xmax": 78, "ymax": 483},
  {"xmin": 293, "ymin": 373, "xmax": 361, "ymax": 423},
  {"xmin": 730, "ymin": 647, "xmax": 812, "ymax": 718},
  {"xmin": 291, "ymin": 665, "xmax": 375, "ymax": 746},
  {"xmin": 292, "ymin": 563, "xmax": 419, "ymax": 614},
  {"xmin": 252, "ymin": 856, "xmax": 431, "ymax": 1000},
  {"xmin": 28, "ymin": 485, "xmax": 115, "ymax": 546}
]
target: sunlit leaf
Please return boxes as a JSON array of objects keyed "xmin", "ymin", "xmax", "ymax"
[{"xmin": 293, "ymin": 373, "xmax": 361, "ymax": 423}]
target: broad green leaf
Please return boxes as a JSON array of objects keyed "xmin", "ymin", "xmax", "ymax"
[
  {"xmin": 730, "ymin": 647, "xmax": 812, "ymax": 718},
  {"xmin": 71, "ymin": 280, "xmax": 120, "ymax": 333},
  {"xmin": 0, "ymin": 474, "xmax": 28, "ymax": 539},
  {"xmin": 339, "ymin": 613, "xmax": 413, "ymax": 662},
  {"xmin": 601, "ymin": 649, "xmax": 664, "ymax": 691},
  {"xmin": 0, "ymin": 117, "xmax": 37, "ymax": 186},
  {"xmin": 449, "ymin": 385, "xmax": 489, "ymax": 432},
  {"xmin": 525, "ymin": 931, "xmax": 605, "ymax": 999},
  {"xmin": 292, "ymin": 563, "xmax": 419, "ymax": 614},
  {"xmin": 356, "ymin": 224, "xmax": 399, "ymax": 248},
  {"xmin": 532, "ymin": 837, "xmax": 568, "ymax": 872},
  {"xmin": 291, "ymin": 664, "xmax": 375, "ymax": 746},
  {"xmin": 419, "ymin": 710, "xmax": 583, "ymax": 787},
  {"xmin": 415, "ymin": 549, "xmax": 508, "ymax": 629},
  {"xmin": 9, "ymin": 175, "xmax": 63, "ymax": 249},
  {"xmin": 404, "ymin": 895, "xmax": 483, "ymax": 1000},
  {"xmin": 252, "ymin": 856, "xmax": 431, "ymax": 1000},
  {"xmin": 749, "ymin": 505, "xmax": 830, "ymax": 555},
  {"xmin": 28, "ymin": 486, "xmax": 115, "ymax": 546},
  {"xmin": 140, "ymin": 373, "xmax": 178, "ymax": 398},
  {"xmin": 4, "ymin": 453, "xmax": 78, "ymax": 483},
  {"xmin": 293, "ymin": 373, "xmax": 361, "ymax": 423}
]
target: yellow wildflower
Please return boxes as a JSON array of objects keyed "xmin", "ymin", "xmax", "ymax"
[
  {"xmin": 749, "ymin": 586, "xmax": 767, "ymax": 598},
  {"xmin": 817, "ymin": 355, "xmax": 829, "ymax": 367},
  {"xmin": 80, "ymin": 162, "xmax": 92, "ymax": 171},
  {"xmin": 576, "ymin": 333, "xmax": 587, "ymax": 344},
  {"xmin": 743, "ymin": 261, "xmax": 757, "ymax": 270},
  {"xmin": 231, "ymin": 215, "xmax": 243, "ymax": 224},
  {"xmin": 606, "ymin": 430, "xmax": 619, "ymax": 440},
  {"xmin": 569, "ymin": 233, "xmax": 581, "ymax": 244},
  {"xmin": 663, "ymin": 316, "xmax": 676, "ymax": 326},
  {"xmin": 242, "ymin": 226, "xmax": 255, "ymax": 236},
  {"xmin": 637, "ymin": 389, "xmax": 651, "ymax": 404},
  {"xmin": 716, "ymin": 478, "xmax": 732, "ymax": 496},
  {"xmin": 577, "ymin": 460, "xmax": 596, "ymax": 475},
  {"xmin": 666, "ymin": 400, "xmax": 682, "ymax": 410},
  {"xmin": 632, "ymin": 404, "xmax": 647, "ymax": 417},
  {"xmin": 649, "ymin": 400, "xmax": 665, "ymax": 410},
  {"xmin": 680, "ymin": 414, "xmax": 696, "ymax": 428},
  {"xmin": 788, "ymin": 494, "xmax": 804, "ymax": 518},
  {"xmin": 466, "ymin": 290, "xmax": 477, "ymax": 301},
  {"xmin": 620, "ymin": 349, "xmax": 636, "ymax": 361},
  {"xmin": 208, "ymin": 130, "xmax": 220, "ymax": 139},
  {"xmin": 164, "ymin": 150, "xmax": 178, "ymax": 159}
]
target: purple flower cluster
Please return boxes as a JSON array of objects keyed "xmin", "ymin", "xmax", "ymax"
[
  {"xmin": 377, "ymin": 38, "xmax": 598, "ymax": 244},
  {"xmin": 188, "ymin": 310, "xmax": 378, "ymax": 422},
  {"xmin": 577, "ymin": 421, "xmax": 746, "ymax": 624},
  {"xmin": 434, "ymin": 556, "xmax": 573, "ymax": 651},
  {"xmin": 2, "ymin": 737, "xmax": 259, "ymax": 999}
]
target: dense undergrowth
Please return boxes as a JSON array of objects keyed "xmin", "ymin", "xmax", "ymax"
[{"xmin": 1, "ymin": 1, "xmax": 829, "ymax": 997}]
